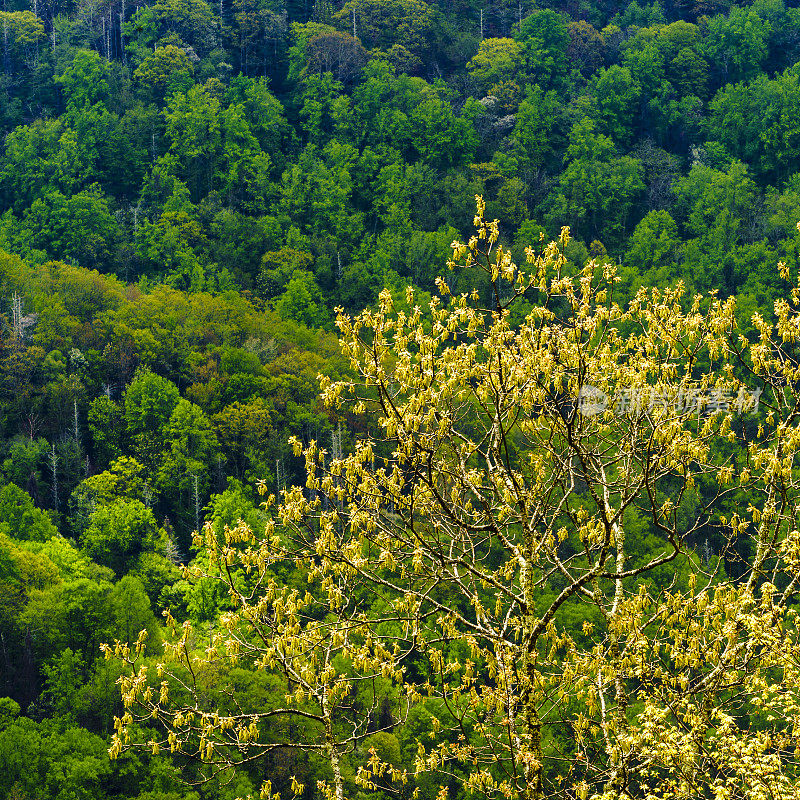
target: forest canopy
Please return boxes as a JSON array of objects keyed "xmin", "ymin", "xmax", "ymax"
[{"xmin": 2, "ymin": 0, "xmax": 800, "ymax": 795}]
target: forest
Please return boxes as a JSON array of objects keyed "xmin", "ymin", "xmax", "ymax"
[{"xmin": 2, "ymin": 0, "xmax": 800, "ymax": 794}]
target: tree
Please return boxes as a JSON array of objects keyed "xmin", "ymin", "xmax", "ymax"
[
  {"xmin": 2, "ymin": 437, "xmax": 50, "ymax": 494},
  {"xmin": 280, "ymin": 145, "xmax": 364, "ymax": 249},
  {"xmin": 87, "ymin": 396, "xmax": 124, "ymax": 469},
  {"xmin": 668, "ymin": 47, "xmax": 708, "ymax": 98},
  {"xmin": 275, "ymin": 269, "xmax": 329, "ymax": 327},
  {"xmin": 208, "ymin": 209, "xmax": 283, "ymax": 287},
  {"xmin": 514, "ymin": 9, "xmax": 569, "ymax": 90},
  {"xmin": 0, "ymin": 11, "xmax": 45, "ymax": 75},
  {"xmin": 219, "ymin": 102, "xmax": 274, "ymax": 212},
  {"xmin": 149, "ymin": 0, "xmax": 219, "ymax": 58},
  {"xmin": 110, "ymin": 575, "xmax": 160, "ymax": 650},
  {"xmin": 620, "ymin": 32, "xmax": 666, "ymax": 99},
  {"xmin": 342, "ymin": 59, "xmax": 416, "ymax": 150},
  {"xmin": 0, "ymin": 482, "xmax": 58, "ymax": 542},
  {"xmin": 134, "ymin": 184, "xmax": 209, "ymax": 289},
  {"xmin": 0, "ymin": 11, "xmax": 44, "ymax": 53},
  {"xmin": 510, "ymin": 87, "xmax": 562, "ymax": 182},
  {"xmin": 257, "ymin": 247, "xmax": 315, "ymax": 299},
  {"xmin": 123, "ymin": 368, "xmax": 181, "ymax": 469},
  {"xmin": 566, "ymin": 20, "xmax": 603, "ymax": 77},
  {"xmin": 225, "ymin": 76, "xmax": 294, "ymax": 170},
  {"xmin": 133, "ymin": 45, "xmax": 195, "ymax": 101},
  {"xmin": 708, "ymin": 68, "xmax": 800, "ymax": 185},
  {"xmin": 334, "ymin": 0, "xmax": 436, "ymax": 59},
  {"xmin": 231, "ymin": 0, "xmax": 287, "ymax": 77},
  {"xmin": 110, "ymin": 201, "xmax": 800, "ymax": 799},
  {"xmin": 591, "ymin": 64, "xmax": 640, "ymax": 146},
  {"xmin": 702, "ymin": 5, "xmax": 771, "ymax": 87},
  {"xmin": 671, "ymin": 160, "xmax": 759, "ymax": 292},
  {"xmin": 0, "ymin": 716, "xmax": 113, "ymax": 800},
  {"xmin": 156, "ymin": 399, "xmax": 219, "ymax": 511},
  {"xmin": 305, "ymin": 30, "xmax": 367, "ymax": 84},
  {"xmin": 545, "ymin": 117, "xmax": 644, "ymax": 246},
  {"xmin": 467, "ymin": 38, "xmax": 524, "ymax": 94},
  {"xmin": 1, "ymin": 119, "xmax": 83, "ymax": 213},
  {"xmin": 70, "ymin": 456, "xmax": 152, "ymax": 536},
  {"xmin": 81, "ymin": 498, "xmax": 161, "ymax": 575},
  {"xmin": 164, "ymin": 84, "xmax": 223, "ymax": 202},
  {"xmin": 618, "ymin": 208, "xmax": 681, "ymax": 300},
  {"xmin": 298, "ymin": 72, "xmax": 344, "ymax": 145},
  {"xmin": 17, "ymin": 185, "xmax": 119, "ymax": 272},
  {"xmin": 213, "ymin": 399, "xmax": 272, "ymax": 478},
  {"xmin": 23, "ymin": 575, "xmax": 116, "ymax": 667},
  {"xmin": 409, "ymin": 98, "xmax": 477, "ymax": 170},
  {"xmin": 56, "ymin": 50, "xmax": 111, "ymax": 110}
]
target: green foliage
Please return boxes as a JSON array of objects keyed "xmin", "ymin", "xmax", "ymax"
[
  {"xmin": 110, "ymin": 575, "xmax": 160, "ymax": 648},
  {"xmin": 30, "ymin": 536, "xmax": 93, "ymax": 581},
  {"xmin": 2, "ymin": 437, "xmax": 49, "ymax": 491},
  {"xmin": 1, "ymin": 0, "xmax": 800, "ymax": 792},
  {"xmin": 280, "ymin": 145, "xmax": 364, "ymax": 247},
  {"xmin": 467, "ymin": 38, "xmax": 524, "ymax": 94},
  {"xmin": 87, "ymin": 396, "xmax": 124, "ymax": 468},
  {"xmin": 16, "ymin": 186, "xmax": 119, "ymax": 271},
  {"xmin": 22, "ymin": 576, "xmax": 115, "ymax": 665},
  {"xmin": 511, "ymin": 87, "xmax": 563, "ymax": 176},
  {"xmin": 123, "ymin": 369, "xmax": 181, "ymax": 467},
  {"xmin": 257, "ymin": 247, "xmax": 314, "ymax": 298},
  {"xmin": 1, "ymin": 119, "xmax": 84, "ymax": 213},
  {"xmin": 709, "ymin": 67, "xmax": 800, "ymax": 183},
  {"xmin": 0, "ymin": 717, "xmax": 113, "ymax": 800},
  {"xmin": 0, "ymin": 697, "xmax": 20, "ymax": 729},
  {"xmin": 409, "ymin": 98, "xmax": 477, "ymax": 169},
  {"xmin": 134, "ymin": 45, "xmax": 196, "ymax": 100},
  {"xmin": 0, "ymin": 11, "xmax": 45, "ymax": 51},
  {"xmin": 275, "ymin": 269, "xmax": 330, "ymax": 327},
  {"xmin": 0, "ymin": 483, "xmax": 57, "ymax": 542},
  {"xmin": 515, "ymin": 9, "xmax": 570, "ymax": 90},
  {"xmin": 335, "ymin": 0, "xmax": 436, "ymax": 57},
  {"xmin": 226, "ymin": 77, "xmax": 294, "ymax": 169},
  {"xmin": 545, "ymin": 117, "xmax": 644, "ymax": 245},
  {"xmin": 71, "ymin": 457, "xmax": 152, "ymax": 536},
  {"xmin": 592, "ymin": 64, "xmax": 641, "ymax": 145},
  {"xmin": 81, "ymin": 457, "xmax": 150, "ymax": 506},
  {"xmin": 149, "ymin": 0, "xmax": 218, "ymax": 57},
  {"xmin": 81, "ymin": 499, "xmax": 161, "ymax": 576},
  {"xmin": 617, "ymin": 209, "xmax": 681, "ymax": 298},
  {"xmin": 672, "ymin": 160, "xmax": 758, "ymax": 291},
  {"xmin": 702, "ymin": 5, "xmax": 771, "ymax": 86},
  {"xmin": 164, "ymin": 84, "xmax": 223, "ymax": 202}
]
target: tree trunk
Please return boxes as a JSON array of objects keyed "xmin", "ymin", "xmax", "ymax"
[{"xmin": 322, "ymin": 688, "xmax": 345, "ymax": 800}]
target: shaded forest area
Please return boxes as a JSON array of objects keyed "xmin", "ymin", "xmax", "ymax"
[{"xmin": 1, "ymin": 0, "xmax": 800, "ymax": 795}]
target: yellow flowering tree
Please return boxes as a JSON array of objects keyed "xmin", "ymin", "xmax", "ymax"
[{"xmin": 108, "ymin": 200, "xmax": 800, "ymax": 800}]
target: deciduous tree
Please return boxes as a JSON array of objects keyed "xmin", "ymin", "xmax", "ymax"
[{"xmin": 110, "ymin": 201, "xmax": 800, "ymax": 800}]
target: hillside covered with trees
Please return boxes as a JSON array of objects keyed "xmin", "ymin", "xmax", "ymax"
[{"xmin": 2, "ymin": 0, "xmax": 800, "ymax": 795}]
